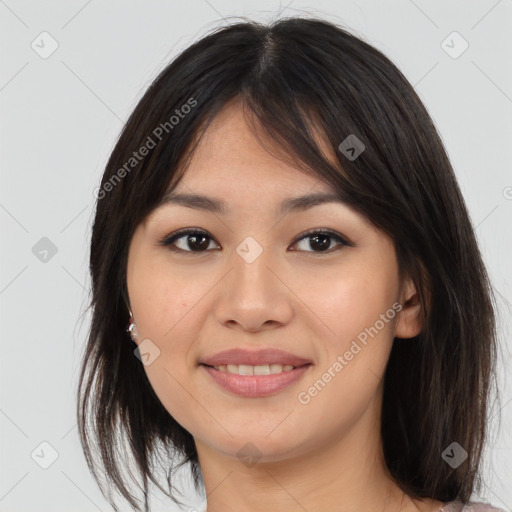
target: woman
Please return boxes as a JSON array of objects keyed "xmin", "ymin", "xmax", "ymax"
[{"xmin": 78, "ymin": 16, "xmax": 505, "ymax": 512}]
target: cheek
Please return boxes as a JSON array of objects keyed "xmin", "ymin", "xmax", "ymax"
[
  {"xmin": 304, "ymin": 263, "xmax": 398, "ymax": 348},
  {"xmin": 295, "ymin": 276, "xmax": 398, "ymax": 440},
  {"xmin": 127, "ymin": 258, "xmax": 208, "ymax": 427},
  {"xmin": 297, "ymin": 255, "xmax": 399, "ymax": 421},
  {"xmin": 129, "ymin": 255, "xmax": 202, "ymax": 339},
  {"xmin": 141, "ymin": 355, "xmax": 204, "ymax": 437}
]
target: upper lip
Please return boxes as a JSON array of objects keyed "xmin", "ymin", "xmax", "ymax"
[{"xmin": 200, "ymin": 348, "xmax": 312, "ymax": 367}]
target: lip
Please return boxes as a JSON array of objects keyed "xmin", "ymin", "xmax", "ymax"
[
  {"xmin": 200, "ymin": 348, "xmax": 312, "ymax": 367},
  {"xmin": 201, "ymin": 364, "xmax": 312, "ymax": 397}
]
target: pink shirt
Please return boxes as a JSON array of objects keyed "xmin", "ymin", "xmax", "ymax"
[{"xmin": 440, "ymin": 501, "xmax": 506, "ymax": 512}]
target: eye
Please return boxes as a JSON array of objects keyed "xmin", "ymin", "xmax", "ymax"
[
  {"xmin": 290, "ymin": 229, "xmax": 351, "ymax": 254},
  {"xmin": 159, "ymin": 228, "xmax": 219, "ymax": 253},
  {"xmin": 159, "ymin": 228, "xmax": 351, "ymax": 254}
]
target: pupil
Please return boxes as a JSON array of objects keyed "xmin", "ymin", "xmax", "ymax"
[
  {"xmin": 311, "ymin": 234, "xmax": 330, "ymax": 251},
  {"xmin": 189, "ymin": 235, "xmax": 209, "ymax": 251}
]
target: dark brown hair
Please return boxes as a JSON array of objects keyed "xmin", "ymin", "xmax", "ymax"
[{"xmin": 77, "ymin": 15, "xmax": 499, "ymax": 512}]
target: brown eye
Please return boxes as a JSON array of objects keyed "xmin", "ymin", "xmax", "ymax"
[
  {"xmin": 290, "ymin": 229, "xmax": 350, "ymax": 254},
  {"xmin": 160, "ymin": 229, "xmax": 219, "ymax": 253}
]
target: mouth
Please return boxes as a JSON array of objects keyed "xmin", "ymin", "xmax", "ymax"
[
  {"xmin": 199, "ymin": 347, "xmax": 312, "ymax": 368},
  {"xmin": 200, "ymin": 362, "xmax": 310, "ymax": 375},
  {"xmin": 200, "ymin": 363, "xmax": 313, "ymax": 397}
]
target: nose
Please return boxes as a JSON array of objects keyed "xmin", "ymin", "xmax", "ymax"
[{"xmin": 213, "ymin": 238, "xmax": 294, "ymax": 333}]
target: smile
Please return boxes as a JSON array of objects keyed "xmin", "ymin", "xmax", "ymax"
[
  {"xmin": 200, "ymin": 363, "xmax": 312, "ymax": 397},
  {"xmin": 211, "ymin": 363, "xmax": 296, "ymax": 375}
]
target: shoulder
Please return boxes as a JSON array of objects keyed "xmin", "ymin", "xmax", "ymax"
[{"xmin": 441, "ymin": 501, "xmax": 507, "ymax": 512}]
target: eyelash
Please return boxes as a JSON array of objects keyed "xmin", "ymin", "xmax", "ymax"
[{"xmin": 158, "ymin": 227, "xmax": 352, "ymax": 255}]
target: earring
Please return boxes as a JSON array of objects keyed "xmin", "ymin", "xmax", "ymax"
[{"xmin": 127, "ymin": 310, "xmax": 137, "ymax": 341}]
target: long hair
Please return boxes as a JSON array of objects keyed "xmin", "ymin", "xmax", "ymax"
[{"xmin": 77, "ymin": 15, "xmax": 498, "ymax": 511}]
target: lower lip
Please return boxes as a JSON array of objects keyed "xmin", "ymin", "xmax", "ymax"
[{"xmin": 201, "ymin": 364, "xmax": 312, "ymax": 397}]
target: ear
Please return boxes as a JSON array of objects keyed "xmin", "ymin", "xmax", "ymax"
[{"xmin": 394, "ymin": 276, "xmax": 425, "ymax": 339}]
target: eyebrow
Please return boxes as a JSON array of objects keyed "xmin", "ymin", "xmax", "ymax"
[{"xmin": 156, "ymin": 191, "xmax": 348, "ymax": 216}]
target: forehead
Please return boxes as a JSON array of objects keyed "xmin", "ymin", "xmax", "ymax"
[{"xmin": 174, "ymin": 98, "xmax": 340, "ymax": 194}]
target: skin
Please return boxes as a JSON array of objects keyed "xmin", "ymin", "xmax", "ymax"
[{"xmin": 126, "ymin": 98, "xmax": 445, "ymax": 512}]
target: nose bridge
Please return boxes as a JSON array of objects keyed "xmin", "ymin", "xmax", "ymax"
[
  {"xmin": 231, "ymin": 233, "xmax": 275, "ymax": 294},
  {"xmin": 213, "ymin": 232, "xmax": 293, "ymax": 330}
]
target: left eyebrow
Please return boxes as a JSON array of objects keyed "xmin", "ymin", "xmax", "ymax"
[{"xmin": 156, "ymin": 191, "xmax": 348, "ymax": 216}]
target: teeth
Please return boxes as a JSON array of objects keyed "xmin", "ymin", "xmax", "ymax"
[{"xmin": 213, "ymin": 364, "xmax": 295, "ymax": 375}]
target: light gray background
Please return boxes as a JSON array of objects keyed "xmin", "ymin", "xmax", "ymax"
[{"xmin": 1, "ymin": 1, "xmax": 511, "ymax": 511}]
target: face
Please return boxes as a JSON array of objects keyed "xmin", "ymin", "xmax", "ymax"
[{"xmin": 126, "ymin": 98, "xmax": 421, "ymax": 465}]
